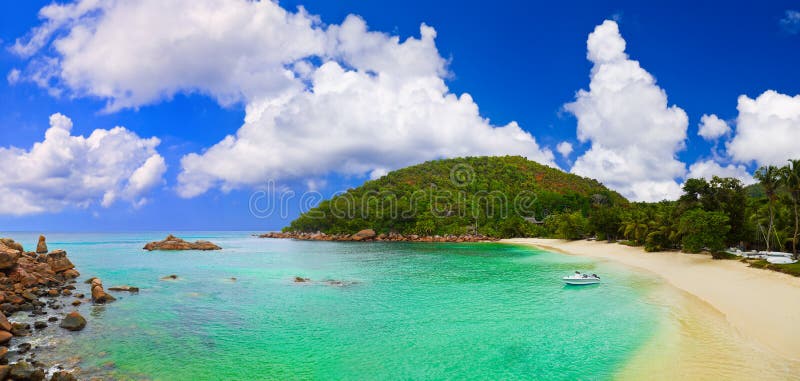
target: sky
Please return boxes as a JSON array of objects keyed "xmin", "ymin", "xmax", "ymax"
[{"xmin": 1, "ymin": 0, "xmax": 799, "ymax": 232}]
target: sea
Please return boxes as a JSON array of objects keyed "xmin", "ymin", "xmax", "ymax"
[{"xmin": 5, "ymin": 232, "xmax": 665, "ymax": 380}]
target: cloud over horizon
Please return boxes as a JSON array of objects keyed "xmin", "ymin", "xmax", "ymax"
[
  {"xmin": 10, "ymin": 2, "xmax": 800, "ymax": 207},
  {"xmin": 12, "ymin": 0, "xmax": 555, "ymax": 199},
  {"xmin": 0, "ymin": 113, "xmax": 166, "ymax": 215}
]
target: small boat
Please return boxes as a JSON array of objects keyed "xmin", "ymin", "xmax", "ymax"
[
  {"xmin": 764, "ymin": 251, "xmax": 798, "ymax": 264},
  {"xmin": 563, "ymin": 271, "xmax": 601, "ymax": 285}
]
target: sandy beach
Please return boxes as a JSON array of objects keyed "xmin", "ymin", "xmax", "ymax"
[{"xmin": 503, "ymin": 238, "xmax": 800, "ymax": 379}]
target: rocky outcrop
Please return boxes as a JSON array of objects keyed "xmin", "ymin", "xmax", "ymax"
[
  {"xmin": 0, "ymin": 235, "xmax": 113, "ymax": 379},
  {"xmin": 0, "ymin": 312, "xmax": 11, "ymax": 332},
  {"xmin": 90, "ymin": 278, "xmax": 115, "ymax": 304},
  {"xmin": 350, "ymin": 229, "xmax": 376, "ymax": 241},
  {"xmin": 259, "ymin": 231, "xmax": 498, "ymax": 243},
  {"xmin": 50, "ymin": 371, "xmax": 78, "ymax": 381},
  {"xmin": 0, "ymin": 330, "xmax": 11, "ymax": 345},
  {"xmin": 35, "ymin": 235, "xmax": 47, "ymax": 254},
  {"xmin": 59, "ymin": 311, "xmax": 86, "ymax": 331},
  {"xmin": 46, "ymin": 250, "xmax": 74, "ymax": 273},
  {"xmin": 0, "ymin": 246, "xmax": 19, "ymax": 270},
  {"xmin": 0, "ymin": 239, "xmax": 81, "ymax": 311},
  {"xmin": 143, "ymin": 235, "xmax": 222, "ymax": 251},
  {"xmin": 0, "ymin": 239, "xmax": 23, "ymax": 253},
  {"xmin": 8, "ymin": 361, "xmax": 44, "ymax": 381}
]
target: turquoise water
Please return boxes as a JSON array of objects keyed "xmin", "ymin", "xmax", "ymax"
[{"xmin": 7, "ymin": 232, "xmax": 661, "ymax": 380}]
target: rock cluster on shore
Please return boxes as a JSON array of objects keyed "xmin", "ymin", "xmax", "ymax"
[
  {"xmin": 259, "ymin": 229, "xmax": 499, "ymax": 243},
  {"xmin": 143, "ymin": 235, "xmax": 222, "ymax": 251},
  {"xmin": 0, "ymin": 235, "xmax": 83, "ymax": 380}
]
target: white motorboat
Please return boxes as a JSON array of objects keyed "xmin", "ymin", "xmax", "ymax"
[
  {"xmin": 764, "ymin": 251, "xmax": 798, "ymax": 264},
  {"xmin": 563, "ymin": 271, "xmax": 601, "ymax": 285}
]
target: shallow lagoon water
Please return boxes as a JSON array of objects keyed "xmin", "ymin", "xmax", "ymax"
[{"xmin": 9, "ymin": 232, "xmax": 662, "ymax": 380}]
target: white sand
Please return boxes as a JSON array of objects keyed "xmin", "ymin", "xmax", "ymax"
[{"xmin": 502, "ymin": 238, "xmax": 800, "ymax": 378}]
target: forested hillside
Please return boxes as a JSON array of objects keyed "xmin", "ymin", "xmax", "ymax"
[{"xmin": 285, "ymin": 156, "xmax": 626, "ymax": 238}]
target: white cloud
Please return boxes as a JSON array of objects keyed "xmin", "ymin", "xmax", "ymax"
[
  {"xmin": 11, "ymin": 0, "xmax": 104, "ymax": 58},
  {"xmin": 0, "ymin": 113, "xmax": 166, "ymax": 215},
  {"xmin": 16, "ymin": 1, "xmax": 555, "ymax": 197},
  {"xmin": 780, "ymin": 10, "xmax": 800, "ymax": 34},
  {"xmin": 6, "ymin": 69, "xmax": 21, "ymax": 85},
  {"xmin": 14, "ymin": 0, "xmax": 327, "ymax": 111},
  {"xmin": 697, "ymin": 114, "xmax": 730, "ymax": 140},
  {"xmin": 556, "ymin": 142, "xmax": 573, "ymax": 158},
  {"xmin": 686, "ymin": 160, "xmax": 754, "ymax": 185},
  {"xmin": 178, "ymin": 54, "xmax": 555, "ymax": 197},
  {"xmin": 727, "ymin": 90, "xmax": 800, "ymax": 166},
  {"xmin": 565, "ymin": 20, "xmax": 688, "ymax": 201}
]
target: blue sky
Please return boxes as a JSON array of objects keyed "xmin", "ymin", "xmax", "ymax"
[{"xmin": 1, "ymin": 0, "xmax": 799, "ymax": 231}]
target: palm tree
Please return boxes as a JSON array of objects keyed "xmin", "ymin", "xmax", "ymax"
[
  {"xmin": 621, "ymin": 209, "xmax": 649, "ymax": 245},
  {"xmin": 754, "ymin": 165, "xmax": 781, "ymax": 251},
  {"xmin": 780, "ymin": 160, "xmax": 800, "ymax": 258}
]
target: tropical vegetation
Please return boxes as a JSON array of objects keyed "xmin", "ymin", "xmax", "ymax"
[
  {"xmin": 286, "ymin": 156, "xmax": 625, "ymax": 238},
  {"xmin": 285, "ymin": 155, "xmax": 800, "ymax": 260}
]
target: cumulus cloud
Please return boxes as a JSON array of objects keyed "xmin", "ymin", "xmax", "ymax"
[
  {"xmin": 13, "ymin": 0, "xmax": 326, "ymax": 111},
  {"xmin": 177, "ymin": 29, "xmax": 554, "ymax": 196},
  {"xmin": 556, "ymin": 142, "xmax": 573, "ymax": 158},
  {"xmin": 565, "ymin": 20, "xmax": 688, "ymax": 201},
  {"xmin": 780, "ymin": 10, "xmax": 800, "ymax": 34},
  {"xmin": 685, "ymin": 159, "xmax": 754, "ymax": 185},
  {"xmin": 726, "ymin": 90, "xmax": 800, "ymax": 166},
  {"xmin": 16, "ymin": 0, "xmax": 555, "ymax": 197},
  {"xmin": 697, "ymin": 114, "xmax": 730, "ymax": 140},
  {"xmin": 0, "ymin": 113, "xmax": 166, "ymax": 215}
]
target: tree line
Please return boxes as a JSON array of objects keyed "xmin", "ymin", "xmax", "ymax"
[{"xmin": 542, "ymin": 160, "xmax": 800, "ymax": 259}]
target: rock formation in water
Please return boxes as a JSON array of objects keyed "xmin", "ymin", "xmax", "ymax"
[
  {"xmin": 90, "ymin": 278, "xmax": 116, "ymax": 304},
  {"xmin": 59, "ymin": 311, "xmax": 87, "ymax": 331},
  {"xmin": 143, "ymin": 235, "xmax": 222, "ymax": 251},
  {"xmin": 35, "ymin": 235, "xmax": 47, "ymax": 254},
  {"xmin": 108, "ymin": 285, "xmax": 139, "ymax": 292}
]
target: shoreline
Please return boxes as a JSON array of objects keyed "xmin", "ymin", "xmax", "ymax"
[
  {"xmin": 502, "ymin": 238, "xmax": 800, "ymax": 378},
  {"xmin": 0, "ymin": 235, "xmax": 133, "ymax": 380},
  {"xmin": 258, "ymin": 231, "xmax": 499, "ymax": 243}
]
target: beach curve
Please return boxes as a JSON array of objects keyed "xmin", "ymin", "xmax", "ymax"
[{"xmin": 502, "ymin": 238, "xmax": 800, "ymax": 379}]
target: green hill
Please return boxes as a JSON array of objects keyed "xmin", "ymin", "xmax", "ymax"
[
  {"xmin": 285, "ymin": 156, "xmax": 627, "ymax": 238},
  {"xmin": 744, "ymin": 183, "xmax": 765, "ymax": 199}
]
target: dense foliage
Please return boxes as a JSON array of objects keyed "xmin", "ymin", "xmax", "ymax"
[
  {"xmin": 535, "ymin": 160, "xmax": 800, "ymax": 258},
  {"xmin": 619, "ymin": 166, "xmax": 798, "ymax": 258},
  {"xmin": 677, "ymin": 209, "xmax": 730, "ymax": 253},
  {"xmin": 285, "ymin": 156, "xmax": 626, "ymax": 238},
  {"xmin": 286, "ymin": 155, "xmax": 800, "ymax": 259}
]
